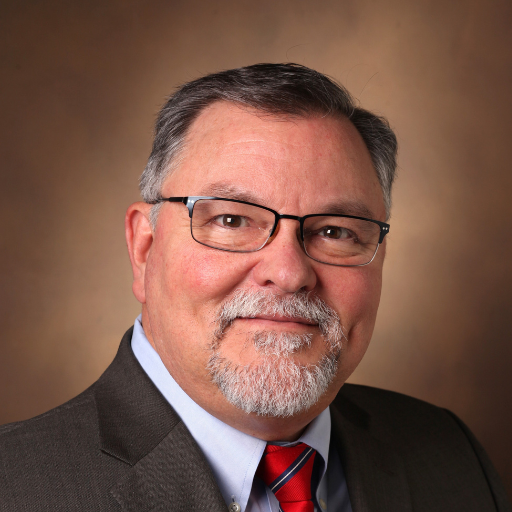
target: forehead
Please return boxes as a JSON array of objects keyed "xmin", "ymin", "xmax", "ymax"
[{"xmin": 164, "ymin": 102, "xmax": 385, "ymax": 219}]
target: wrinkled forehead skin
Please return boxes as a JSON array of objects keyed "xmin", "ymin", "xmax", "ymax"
[{"xmin": 163, "ymin": 102, "xmax": 386, "ymax": 223}]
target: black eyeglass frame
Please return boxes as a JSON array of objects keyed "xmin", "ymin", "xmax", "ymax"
[{"xmin": 149, "ymin": 196, "xmax": 390, "ymax": 267}]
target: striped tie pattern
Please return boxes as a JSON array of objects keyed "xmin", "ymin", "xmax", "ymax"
[{"xmin": 257, "ymin": 442, "xmax": 319, "ymax": 512}]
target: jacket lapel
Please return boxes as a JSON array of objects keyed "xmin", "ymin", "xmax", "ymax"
[
  {"xmin": 94, "ymin": 328, "xmax": 226, "ymax": 512},
  {"xmin": 110, "ymin": 421, "xmax": 227, "ymax": 512},
  {"xmin": 330, "ymin": 390, "xmax": 412, "ymax": 512}
]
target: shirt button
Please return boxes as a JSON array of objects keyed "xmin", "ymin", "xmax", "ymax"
[
  {"xmin": 319, "ymin": 498, "xmax": 327, "ymax": 510},
  {"xmin": 228, "ymin": 502, "xmax": 241, "ymax": 512}
]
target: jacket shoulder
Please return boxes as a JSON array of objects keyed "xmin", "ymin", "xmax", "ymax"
[
  {"xmin": 335, "ymin": 383, "xmax": 480, "ymax": 456},
  {"xmin": 0, "ymin": 349, "xmax": 131, "ymax": 511},
  {"xmin": 0, "ymin": 385, "xmax": 95, "ymax": 437},
  {"xmin": 334, "ymin": 383, "xmax": 512, "ymax": 511},
  {"xmin": 0, "ymin": 385, "xmax": 122, "ymax": 483}
]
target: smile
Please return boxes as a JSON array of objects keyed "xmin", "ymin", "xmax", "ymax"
[{"xmin": 235, "ymin": 315, "xmax": 319, "ymax": 327}]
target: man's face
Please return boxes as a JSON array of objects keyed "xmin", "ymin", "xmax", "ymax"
[{"xmin": 131, "ymin": 101, "xmax": 386, "ymax": 438}]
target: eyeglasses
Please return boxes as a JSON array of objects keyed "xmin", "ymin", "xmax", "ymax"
[{"xmin": 150, "ymin": 196, "xmax": 390, "ymax": 267}]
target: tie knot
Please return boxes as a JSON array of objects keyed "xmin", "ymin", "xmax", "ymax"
[{"xmin": 257, "ymin": 443, "xmax": 319, "ymax": 512}]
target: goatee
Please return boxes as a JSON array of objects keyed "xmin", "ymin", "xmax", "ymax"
[{"xmin": 207, "ymin": 290, "xmax": 345, "ymax": 417}]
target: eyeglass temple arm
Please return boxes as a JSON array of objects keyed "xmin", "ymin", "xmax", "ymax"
[{"xmin": 147, "ymin": 197, "xmax": 188, "ymax": 205}]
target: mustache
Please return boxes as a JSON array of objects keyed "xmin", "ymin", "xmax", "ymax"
[{"xmin": 211, "ymin": 289, "xmax": 346, "ymax": 349}]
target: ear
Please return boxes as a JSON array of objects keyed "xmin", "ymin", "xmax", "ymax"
[{"xmin": 125, "ymin": 202, "xmax": 154, "ymax": 304}]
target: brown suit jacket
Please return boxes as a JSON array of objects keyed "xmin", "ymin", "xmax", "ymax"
[{"xmin": 1, "ymin": 327, "xmax": 510, "ymax": 511}]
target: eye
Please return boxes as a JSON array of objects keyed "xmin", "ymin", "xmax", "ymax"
[
  {"xmin": 216, "ymin": 214, "xmax": 246, "ymax": 228},
  {"xmin": 319, "ymin": 226, "xmax": 351, "ymax": 239}
]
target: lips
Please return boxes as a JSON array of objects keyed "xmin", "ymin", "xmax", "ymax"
[{"xmin": 236, "ymin": 314, "xmax": 318, "ymax": 326}]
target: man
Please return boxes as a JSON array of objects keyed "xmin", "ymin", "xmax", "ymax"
[{"xmin": 0, "ymin": 63, "xmax": 510, "ymax": 511}]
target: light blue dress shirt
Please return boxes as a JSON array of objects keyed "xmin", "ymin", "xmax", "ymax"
[{"xmin": 131, "ymin": 316, "xmax": 352, "ymax": 512}]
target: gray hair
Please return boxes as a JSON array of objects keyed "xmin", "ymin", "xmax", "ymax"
[{"xmin": 140, "ymin": 63, "xmax": 398, "ymax": 224}]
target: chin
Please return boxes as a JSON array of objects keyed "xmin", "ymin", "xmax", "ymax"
[{"xmin": 206, "ymin": 340, "xmax": 341, "ymax": 418}]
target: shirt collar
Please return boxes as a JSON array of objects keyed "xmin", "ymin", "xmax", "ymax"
[{"xmin": 131, "ymin": 316, "xmax": 331, "ymax": 511}]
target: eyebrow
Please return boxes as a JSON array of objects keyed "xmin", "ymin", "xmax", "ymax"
[
  {"xmin": 198, "ymin": 182, "xmax": 376, "ymax": 219},
  {"xmin": 199, "ymin": 183, "xmax": 264, "ymax": 204},
  {"xmin": 321, "ymin": 202, "xmax": 375, "ymax": 219}
]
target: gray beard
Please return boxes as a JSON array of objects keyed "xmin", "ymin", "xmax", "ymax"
[{"xmin": 206, "ymin": 290, "xmax": 345, "ymax": 417}]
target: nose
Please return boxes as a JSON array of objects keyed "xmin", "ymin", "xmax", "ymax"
[{"xmin": 251, "ymin": 219, "xmax": 317, "ymax": 293}]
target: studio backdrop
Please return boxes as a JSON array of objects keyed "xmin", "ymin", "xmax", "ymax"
[{"xmin": 1, "ymin": 0, "xmax": 511, "ymax": 499}]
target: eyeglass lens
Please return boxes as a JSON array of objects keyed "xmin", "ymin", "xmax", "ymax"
[{"xmin": 190, "ymin": 199, "xmax": 380, "ymax": 266}]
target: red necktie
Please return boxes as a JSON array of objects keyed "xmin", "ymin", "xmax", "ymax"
[{"xmin": 257, "ymin": 442, "xmax": 318, "ymax": 512}]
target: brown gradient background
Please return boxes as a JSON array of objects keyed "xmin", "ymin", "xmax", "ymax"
[{"xmin": 1, "ymin": 0, "xmax": 511, "ymax": 499}]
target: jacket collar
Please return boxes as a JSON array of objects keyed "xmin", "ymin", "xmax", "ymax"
[
  {"xmin": 330, "ymin": 389, "xmax": 412, "ymax": 512},
  {"xmin": 94, "ymin": 328, "xmax": 226, "ymax": 511}
]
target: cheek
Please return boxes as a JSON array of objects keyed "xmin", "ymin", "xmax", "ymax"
[
  {"xmin": 319, "ymin": 266, "xmax": 382, "ymax": 382},
  {"xmin": 160, "ymin": 240, "xmax": 255, "ymax": 312},
  {"xmin": 319, "ymin": 266, "xmax": 382, "ymax": 333}
]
